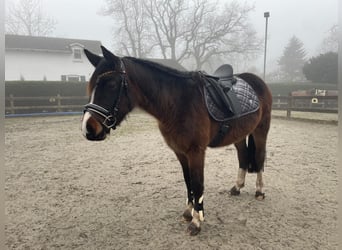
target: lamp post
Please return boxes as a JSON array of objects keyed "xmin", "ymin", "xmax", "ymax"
[{"xmin": 263, "ymin": 12, "xmax": 270, "ymax": 81}]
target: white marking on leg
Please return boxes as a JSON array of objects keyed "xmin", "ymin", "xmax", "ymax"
[
  {"xmin": 199, "ymin": 210, "xmax": 204, "ymax": 222},
  {"xmin": 256, "ymin": 172, "xmax": 263, "ymax": 192},
  {"xmin": 186, "ymin": 197, "xmax": 194, "ymax": 205},
  {"xmin": 191, "ymin": 195, "xmax": 204, "ymax": 221},
  {"xmin": 185, "ymin": 200, "xmax": 193, "ymax": 214},
  {"xmin": 191, "ymin": 210, "xmax": 201, "ymax": 227},
  {"xmin": 236, "ymin": 168, "xmax": 247, "ymax": 190},
  {"xmin": 198, "ymin": 195, "xmax": 204, "ymax": 204},
  {"xmin": 198, "ymin": 195, "xmax": 204, "ymax": 221}
]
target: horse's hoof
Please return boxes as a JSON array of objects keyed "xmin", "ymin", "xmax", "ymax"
[
  {"xmin": 230, "ymin": 186, "xmax": 240, "ymax": 196},
  {"xmin": 187, "ymin": 222, "xmax": 201, "ymax": 236},
  {"xmin": 255, "ymin": 191, "xmax": 265, "ymax": 200},
  {"xmin": 183, "ymin": 209, "xmax": 193, "ymax": 222}
]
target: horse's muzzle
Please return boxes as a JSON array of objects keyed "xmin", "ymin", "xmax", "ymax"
[
  {"xmin": 84, "ymin": 103, "xmax": 118, "ymax": 130},
  {"xmin": 82, "ymin": 112, "xmax": 110, "ymax": 141}
]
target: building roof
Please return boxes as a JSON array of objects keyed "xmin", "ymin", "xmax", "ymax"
[
  {"xmin": 5, "ymin": 34, "xmax": 186, "ymax": 70},
  {"xmin": 5, "ymin": 34, "xmax": 102, "ymax": 54}
]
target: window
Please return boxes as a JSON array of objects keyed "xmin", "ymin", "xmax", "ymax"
[
  {"xmin": 73, "ymin": 48, "xmax": 82, "ymax": 60},
  {"xmin": 68, "ymin": 76, "xmax": 81, "ymax": 82},
  {"xmin": 61, "ymin": 75, "xmax": 86, "ymax": 82}
]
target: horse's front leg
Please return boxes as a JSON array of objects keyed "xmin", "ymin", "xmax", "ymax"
[
  {"xmin": 175, "ymin": 153, "xmax": 194, "ymax": 222},
  {"xmin": 186, "ymin": 149, "xmax": 205, "ymax": 236}
]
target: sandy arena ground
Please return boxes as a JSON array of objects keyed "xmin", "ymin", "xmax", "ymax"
[{"xmin": 5, "ymin": 112, "xmax": 338, "ymax": 249}]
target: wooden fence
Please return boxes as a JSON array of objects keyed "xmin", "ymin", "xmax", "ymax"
[
  {"xmin": 272, "ymin": 95, "xmax": 338, "ymax": 117},
  {"xmin": 5, "ymin": 94, "xmax": 338, "ymax": 117},
  {"xmin": 5, "ymin": 94, "xmax": 88, "ymax": 115}
]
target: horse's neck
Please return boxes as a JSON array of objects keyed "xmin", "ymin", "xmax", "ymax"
[{"xmin": 127, "ymin": 61, "xmax": 188, "ymax": 120}]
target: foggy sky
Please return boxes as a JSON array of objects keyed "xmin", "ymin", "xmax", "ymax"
[{"xmin": 6, "ymin": 0, "xmax": 339, "ymax": 71}]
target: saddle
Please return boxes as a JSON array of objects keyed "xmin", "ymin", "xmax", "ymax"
[
  {"xmin": 200, "ymin": 64, "xmax": 241, "ymax": 121},
  {"xmin": 200, "ymin": 64, "xmax": 260, "ymax": 146}
]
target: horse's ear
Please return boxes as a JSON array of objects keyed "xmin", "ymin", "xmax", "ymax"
[
  {"xmin": 84, "ymin": 49, "xmax": 102, "ymax": 67},
  {"xmin": 101, "ymin": 45, "xmax": 120, "ymax": 65}
]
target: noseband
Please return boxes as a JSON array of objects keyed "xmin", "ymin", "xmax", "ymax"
[{"xmin": 84, "ymin": 60, "xmax": 130, "ymax": 130}]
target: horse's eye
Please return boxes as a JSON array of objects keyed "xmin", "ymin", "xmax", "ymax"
[
  {"xmin": 108, "ymin": 83, "xmax": 116, "ymax": 89},
  {"xmin": 102, "ymin": 81, "xmax": 119, "ymax": 91},
  {"xmin": 97, "ymin": 78, "xmax": 114, "ymax": 87}
]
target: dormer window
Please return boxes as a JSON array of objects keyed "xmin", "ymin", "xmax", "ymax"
[
  {"xmin": 70, "ymin": 43, "xmax": 84, "ymax": 62},
  {"xmin": 73, "ymin": 48, "xmax": 82, "ymax": 60}
]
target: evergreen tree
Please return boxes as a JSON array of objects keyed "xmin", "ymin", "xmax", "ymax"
[
  {"xmin": 303, "ymin": 52, "xmax": 338, "ymax": 84},
  {"xmin": 278, "ymin": 36, "xmax": 307, "ymax": 81}
]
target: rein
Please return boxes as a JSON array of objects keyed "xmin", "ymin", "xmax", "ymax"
[{"xmin": 84, "ymin": 59, "xmax": 131, "ymax": 130}]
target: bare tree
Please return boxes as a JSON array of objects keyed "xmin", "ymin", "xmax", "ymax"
[
  {"xmin": 320, "ymin": 24, "xmax": 338, "ymax": 53},
  {"xmin": 102, "ymin": 0, "xmax": 152, "ymax": 57},
  {"xmin": 102, "ymin": 0, "xmax": 261, "ymax": 70},
  {"xmin": 143, "ymin": 0, "xmax": 192, "ymax": 61},
  {"xmin": 6, "ymin": 0, "xmax": 57, "ymax": 36},
  {"xmin": 188, "ymin": 1, "xmax": 262, "ymax": 69}
]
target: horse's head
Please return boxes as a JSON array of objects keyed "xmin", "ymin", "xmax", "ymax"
[{"xmin": 82, "ymin": 46, "xmax": 132, "ymax": 141}]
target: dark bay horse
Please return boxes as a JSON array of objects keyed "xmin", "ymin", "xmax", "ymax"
[{"xmin": 81, "ymin": 46, "xmax": 272, "ymax": 235}]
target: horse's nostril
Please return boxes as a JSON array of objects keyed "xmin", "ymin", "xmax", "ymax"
[
  {"xmin": 83, "ymin": 121, "xmax": 107, "ymax": 141},
  {"xmin": 86, "ymin": 123, "xmax": 95, "ymax": 135}
]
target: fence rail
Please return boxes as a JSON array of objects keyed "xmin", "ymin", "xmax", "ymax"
[
  {"xmin": 272, "ymin": 95, "xmax": 338, "ymax": 117},
  {"xmin": 5, "ymin": 94, "xmax": 338, "ymax": 117},
  {"xmin": 6, "ymin": 94, "xmax": 88, "ymax": 115}
]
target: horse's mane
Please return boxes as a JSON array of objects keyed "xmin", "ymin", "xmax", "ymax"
[
  {"xmin": 124, "ymin": 57, "xmax": 193, "ymax": 79},
  {"xmin": 87, "ymin": 56, "xmax": 195, "ymax": 95}
]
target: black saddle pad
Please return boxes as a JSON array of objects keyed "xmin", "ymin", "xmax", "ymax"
[{"xmin": 204, "ymin": 76, "xmax": 259, "ymax": 121}]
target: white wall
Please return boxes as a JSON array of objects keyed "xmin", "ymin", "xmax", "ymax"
[{"xmin": 5, "ymin": 49, "xmax": 94, "ymax": 81}]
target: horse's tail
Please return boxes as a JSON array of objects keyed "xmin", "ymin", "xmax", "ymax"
[{"xmin": 247, "ymin": 134, "xmax": 261, "ymax": 173}]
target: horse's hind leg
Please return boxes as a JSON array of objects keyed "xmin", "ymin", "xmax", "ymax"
[
  {"xmin": 250, "ymin": 117, "xmax": 271, "ymax": 200},
  {"xmin": 231, "ymin": 126, "xmax": 269, "ymax": 199},
  {"xmin": 250, "ymin": 132, "xmax": 267, "ymax": 200},
  {"xmin": 230, "ymin": 139, "xmax": 249, "ymax": 195}
]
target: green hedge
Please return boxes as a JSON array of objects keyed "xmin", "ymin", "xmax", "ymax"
[
  {"xmin": 5, "ymin": 81, "xmax": 88, "ymax": 97},
  {"xmin": 5, "ymin": 80, "xmax": 338, "ymax": 98},
  {"xmin": 267, "ymin": 82, "xmax": 338, "ymax": 96}
]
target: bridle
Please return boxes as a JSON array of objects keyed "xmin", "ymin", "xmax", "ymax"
[{"xmin": 83, "ymin": 60, "xmax": 130, "ymax": 130}]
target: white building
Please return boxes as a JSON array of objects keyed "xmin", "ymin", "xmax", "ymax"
[{"xmin": 5, "ymin": 34, "xmax": 102, "ymax": 81}]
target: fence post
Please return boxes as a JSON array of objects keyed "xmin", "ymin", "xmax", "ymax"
[
  {"xmin": 9, "ymin": 94, "xmax": 15, "ymax": 114},
  {"xmin": 286, "ymin": 94, "xmax": 292, "ymax": 118}
]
